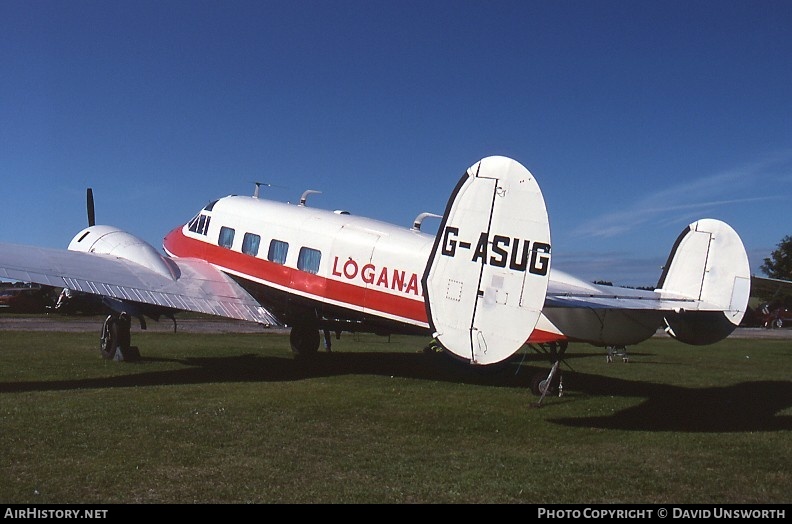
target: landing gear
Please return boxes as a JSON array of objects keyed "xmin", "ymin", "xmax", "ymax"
[
  {"xmin": 530, "ymin": 365, "xmax": 561, "ymax": 397},
  {"xmin": 289, "ymin": 324, "xmax": 320, "ymax": 357},
  {"xmin": 99, "ymin": 313, "xmax": 139, "ymax": 361},
  {"xmin": 529, "ymin": 341, "xmax": 568, "ymax": 406},
  {"xmin": 606, "ymin": 345, "xmax": 629, "ymax": 363}
]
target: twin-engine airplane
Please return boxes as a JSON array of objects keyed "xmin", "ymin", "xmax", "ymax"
[{"xmin": 0, "ymin": 156, "xmax": 751, "ymax": 391}]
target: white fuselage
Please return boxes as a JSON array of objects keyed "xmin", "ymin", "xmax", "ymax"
[
  {"xmin": 163, "ymin": 194, "xmax": 662, "ymax": 346},
  {"xmin": 164, "ymin": 195, "xmax": 435, "ymax": 332}
]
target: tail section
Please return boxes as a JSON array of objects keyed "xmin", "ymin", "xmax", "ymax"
[
  {"xmin": 657, "ymin": 218, "xmax": 751, "ymax": 345},
  {"xmin": 422, "ymin": 156, "xmax": 551, "ymax": 365}
]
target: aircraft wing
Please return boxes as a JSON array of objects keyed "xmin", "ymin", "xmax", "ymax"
[
  {"xmin": 750, "ymin": 275, "xmax": 792, "ymax": 301},
  {"xmin": 0, "ymin": 242, "xmax": 279, "ymax": 325}
]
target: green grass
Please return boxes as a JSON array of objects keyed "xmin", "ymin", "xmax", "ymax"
[{"xmin": 1, "ymin": 329, "xmax": 791, "ymax": 503}]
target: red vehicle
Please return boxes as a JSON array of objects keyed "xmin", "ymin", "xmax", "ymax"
[
  {"xmin": 0, "ymin": 286, "xmax": 53, "ymax": 313},
  {"xmin": 757, "ymin": 304, "xmax": 792, "ymax": 328}
]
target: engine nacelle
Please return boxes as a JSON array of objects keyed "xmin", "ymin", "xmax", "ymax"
[
  {"xmin": 663, "ymin": 310, "xmax": 739, "ymax": 346},
  {"xmin": 68, "ymin": 225, "xmax": 177, "ymax": 280}
]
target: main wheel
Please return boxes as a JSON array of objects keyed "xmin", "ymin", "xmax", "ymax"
[
  {"xmin": 289, "ymin": 325, "xmax": 320, "ymax": 356},
  {"xmin": 99, "ymin": 314, "xmax": 131, "ymax": 360},
  {"xmin": 99, "ymin": 317, "xmax": 118, "ymax": 360}
]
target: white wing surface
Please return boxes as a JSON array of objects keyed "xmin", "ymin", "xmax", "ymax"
[{"xmin": 0, "ymin": 242, "xmax": 279, "ymax": 325}]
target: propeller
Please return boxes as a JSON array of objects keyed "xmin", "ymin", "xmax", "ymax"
[{"xmin": 87, "ymin": 188, "xmax": 95, "ymax": 227}]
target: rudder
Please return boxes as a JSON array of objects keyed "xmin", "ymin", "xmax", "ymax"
[
  {"xmin": 422, "ymin": 156, "xmax": 551, "ymax": 365},
  {"xmin": 657, "ymin": 218, "xmax": 751, "ymax": 344}
]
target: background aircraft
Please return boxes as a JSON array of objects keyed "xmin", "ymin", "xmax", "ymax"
[
  {"xmin": 0, "ymin": 156, "xmax": 751, "ymax": 395},
  {"xmin": 748, "ymin": 275, "xmax": 792, "ymax": 328}
]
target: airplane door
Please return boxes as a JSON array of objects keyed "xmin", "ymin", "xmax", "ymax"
[{"xmin": 329, "ymin": 226, "xmax": 380, "ymax": 315}]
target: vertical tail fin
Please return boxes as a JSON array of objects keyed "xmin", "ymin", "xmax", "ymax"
[
  {"xmin": 657, "ymin": 218, "xmax": 751, "ymax": 345},
  {"xmin": 422, "ymin": 156, "xmax": 551, "ymax": 365}
]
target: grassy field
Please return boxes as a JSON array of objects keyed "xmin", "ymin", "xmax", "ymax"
[{"xmin": 1, "ymin": 326, "xmax": 791, "ymax": 504}]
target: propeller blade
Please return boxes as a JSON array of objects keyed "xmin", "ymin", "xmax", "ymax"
[{"xmin": 87, "ymin": 188, "xmax": 95, "ymax": 227}]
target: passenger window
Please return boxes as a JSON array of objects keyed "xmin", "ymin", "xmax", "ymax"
[
  {"xmin": 268, "ymin": 239, "xmax": 289, "ymax": 265},
  {"xmin": 242, "ymin": 233, "xmax": 261, "ymax": 256},
  {"xmin": 297, "ymin": 247, "xmax": 321, "ymax": 274},
  {"xmin": 219, "ymin": 226, "xmax": 235, "ymax": 249}
]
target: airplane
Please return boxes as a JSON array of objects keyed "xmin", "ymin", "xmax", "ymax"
[
  {"xmin": 748, "ymin": 275, "xmax": 792, "ymax": 328},
  {"xmin": 750, "ymin": 275, "xmax": 792, "ymax": 306},
  {"xmin": 0, "ymin": 156, "xmax": 752, "ymax": 398}
]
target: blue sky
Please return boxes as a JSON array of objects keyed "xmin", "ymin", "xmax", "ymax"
[{"xmin": 1, "ymin": 0, "xmax": 790, "ymax": 287}]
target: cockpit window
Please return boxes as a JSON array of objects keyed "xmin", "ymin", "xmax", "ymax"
[
  {"xmin": 204, "ymin": 200, "xmax": 218, "ymax": 211},
  {"xmin": 188, "ymin": 214, "xmax": 211, "ymax": 235}
]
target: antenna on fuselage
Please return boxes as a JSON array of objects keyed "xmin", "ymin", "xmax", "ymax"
[
  {"xmin": 253, "ymin": 182, "xmax": 267, "ymax": 199},
  {"xmin": 252, "ymin": 182, "xmax": 288, "ymax": 199},
  {"xmin": 299, "ymin": 190, "xmax": 322, "ymax": 206},
  {"xmin": 412, "ymin": 212, "xmax": 442, "ymax": 231}
]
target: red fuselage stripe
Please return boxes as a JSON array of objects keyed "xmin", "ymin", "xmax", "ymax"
[
  {"xmin": 163, "ymin": 226, "xmax": 564, "ymax": 343},
  {"xmin": 163, "ymin": 227, "xmax": 429, "ymax": 324},
  {"xmin": 525, "ymin": 330, "xmax": 567, "ymax": 344}
]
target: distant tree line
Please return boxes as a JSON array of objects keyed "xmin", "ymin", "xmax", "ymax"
[{"xmin": 761, "ymin": 235, "xmax": 792, "ymax": 281}]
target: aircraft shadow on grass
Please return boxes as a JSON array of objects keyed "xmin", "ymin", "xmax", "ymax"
[{"xmin": 3, "ymin": 349, "xmax": 791, "ymax": 433}]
